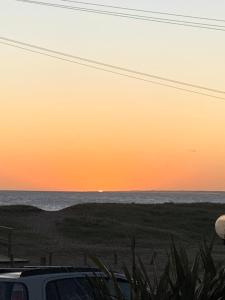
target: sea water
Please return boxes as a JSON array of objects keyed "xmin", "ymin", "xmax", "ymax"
[{"xmin": 0, "ymin": 190, "xmax": 224, "ymax": 211}]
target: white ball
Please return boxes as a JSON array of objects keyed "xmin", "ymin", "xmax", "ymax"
[{"xmin": 215, "ymin": 215, "xmax": 225, "ymax": 239}]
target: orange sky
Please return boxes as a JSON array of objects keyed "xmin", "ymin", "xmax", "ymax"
[{"xmin": 1, "ymin": 0, "xmax": 225, "ymax": 191}]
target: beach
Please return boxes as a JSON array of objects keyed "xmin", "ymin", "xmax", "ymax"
[{"xmin": 0, "ymin": 203, "xmax": 224, "ymax": 270}]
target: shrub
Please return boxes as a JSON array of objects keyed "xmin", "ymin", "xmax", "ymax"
[{"xmin": 90, "ymin": 238, "xmax": 225, "ymax": 300}]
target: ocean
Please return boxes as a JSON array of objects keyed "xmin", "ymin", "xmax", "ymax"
[{"xmin": 0, "ymin": 190, "xmax": 225, "ymax": 211}]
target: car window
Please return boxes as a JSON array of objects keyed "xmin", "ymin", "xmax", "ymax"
[
  {"xmin": 108, "ymin": 280, "xmax": 131, "ymax": 300},
  {"xmin": 46, "ymin": 277, "xmax": 130, "ymax": 300},
  {"xmin": 46, "ymin": 279, "xmax": 92, "ymax": 300},
  {"xmin": 46, "ymin": 281, "xmax": 60, "ymax": 300},
  {"xmin": 11, "ymin": 283, "xmax": 28, "ymax": 300},
  {"xmin": 76, "ymin": 277, "xmax": 131, "ymax": 300},
  {"xmin": 0, "ymin": 282, "xmax": 11, "ymax": 300},
  {"xmin": 0, "ymin": 282, "xmax": 28, "ymax": 300}
]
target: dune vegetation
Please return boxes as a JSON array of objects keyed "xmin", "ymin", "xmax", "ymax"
[{"xmin": 0, "ymin": 203, "xmax": 224, "ymax": 269}]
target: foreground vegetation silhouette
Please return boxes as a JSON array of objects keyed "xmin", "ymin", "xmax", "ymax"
[{"xmin": 90, "ymin": 239, "xmax": 225, "ymax": 300}]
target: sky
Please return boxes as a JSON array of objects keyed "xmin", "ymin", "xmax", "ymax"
[{"xmin": 0, "ymin": 0, "xmax": 225, "ymax": 191}]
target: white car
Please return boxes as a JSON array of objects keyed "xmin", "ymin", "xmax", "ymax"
[{"xmin": 0, "ymin": 267, "xmax": 131, "ymax": 300}]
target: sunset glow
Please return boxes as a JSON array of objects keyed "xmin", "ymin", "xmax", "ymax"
[{"xmin": 1, "ymin": 0, "xmax": 225, "ymax": 191}]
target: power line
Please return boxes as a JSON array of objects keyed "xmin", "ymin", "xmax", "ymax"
[
  {"xmin": 1, "ymin": 40, "xmax": 225, "ymax": 101},
  {"xmin": 0, "ymin": 37, "xmax": 224, "ymax": 101},
  {"xmin": 17, "ymin": 0, "xmax": 225, "ymax": 31},
  {"xmin": 1, "ymin": 36, "xmax": 224, "ymax": 96},
  {"xmin": 16, "ymin": 0, "xmax": 225, "ymax": 32},
  {"xmin": 59, "ymin": 0, "xmax": 225, "ymax": 24}
]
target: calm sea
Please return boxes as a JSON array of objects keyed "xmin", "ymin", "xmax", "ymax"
[{"xmin": 0, "ymin": 191, "xmax": 224, "ymax": 211}]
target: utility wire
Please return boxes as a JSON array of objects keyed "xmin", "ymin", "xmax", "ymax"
[
  {"xmin": 1, "ymin": 36, "xmax": 224, "ymax": 96},
  {"xmin": 59, "ymin": 0, "xmax": 225, "ymax": 24},
  {"xmin": 16, "ymin": 0, "xmax": 225, "ymax": 31},
  {"xmin": 1, "ymin": 40, "xmax": 225, "ymax": 101},
  {"xmin": 17, "ymin": 0, "xmax": 225, "ymax": 30}
]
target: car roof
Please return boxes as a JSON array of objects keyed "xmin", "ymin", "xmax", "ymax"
[
  {"xmin": 0, "ymin": 272, "xmax": 21, "ymax": 279},
  {"xmin": 0, "ymin": 267, "xmax": 126, "ymax": 281},
  {"xmin": 0, "ymin": 267, "xmax": 100, "ymax": 279}
]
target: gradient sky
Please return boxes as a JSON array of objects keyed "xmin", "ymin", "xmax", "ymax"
[{"xmin": 0, "ymin": 0, "xmax": 225, "ymax": 191}]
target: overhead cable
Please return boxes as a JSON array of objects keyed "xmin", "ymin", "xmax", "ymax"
[
  {"xmin": 1, "ymin": 36, "xmax": 224, "ymax": 96},
  {"xmin": 0, "ymin": 37, "xmax": 224, "ymax": 101},
  {"xmin": 16, "ymin": 0, "xmax": 225, "ymax": 32},
  {"xmin": 59, "ymin": 0, "xmax": 225, "ymax": 24}
]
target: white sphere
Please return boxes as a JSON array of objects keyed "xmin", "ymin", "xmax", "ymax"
[{"xmin": 215, "ymin": 215, "xmax": 225, "ymax": 239}]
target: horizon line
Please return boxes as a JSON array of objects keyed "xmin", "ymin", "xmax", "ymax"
[{"xmin": 0, "ymin": 189, "xmax": 225, "ymax": 193}]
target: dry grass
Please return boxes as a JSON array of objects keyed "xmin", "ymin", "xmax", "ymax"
[{"xmin": 0, "ymin": 203, "xmax": 224, "ymax": 268}]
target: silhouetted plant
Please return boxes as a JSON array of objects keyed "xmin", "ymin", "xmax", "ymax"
[{"xmin": 90, "ymin": 238, "xmax": 225, "ymax": 300}]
